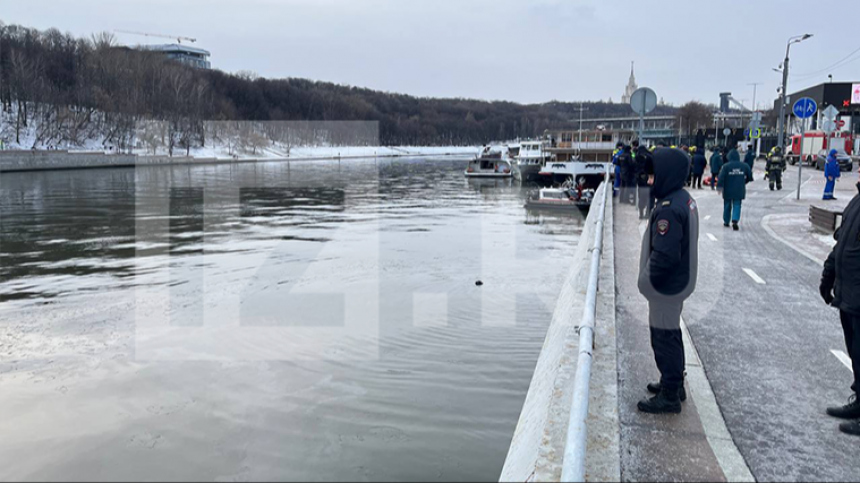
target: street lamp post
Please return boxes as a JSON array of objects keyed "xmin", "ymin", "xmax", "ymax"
[{"xmin": 777, "ymin": 34, "xmax": 813, "ymax": 150}]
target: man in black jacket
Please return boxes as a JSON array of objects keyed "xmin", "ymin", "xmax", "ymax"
[
  {"xmin": 618, "ymin": 144, "xmax": 636, "ymax": 205},
  {"xmin": 822, "ymin": 180, "xmax": 860, "ymax": 436},
  {"xmin": 634, "ymin": 140, "xmax": 655, "ymax": 219},
  {"xmin": 637, "ymin": 148, "xmax": 699, "ymax": 414}
]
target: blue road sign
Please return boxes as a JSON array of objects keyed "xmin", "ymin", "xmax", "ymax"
[
  {"xmin": 793, "ymin": 97, "xmax": 817, "ymax": 119},
  {"xmin": 743, "ymin": 128, "xmax": 750, "ymax": 137}
]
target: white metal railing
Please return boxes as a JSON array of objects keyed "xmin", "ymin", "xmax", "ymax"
[{"xmin": 560, "ymin": 167, "xmax": 611, "ymax": 482}]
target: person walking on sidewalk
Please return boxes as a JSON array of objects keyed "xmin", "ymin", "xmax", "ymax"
[
  {"xmin": 824, "ymin": 149, "xmax": 841, "ymax": 200},
  {"xmin": 766, "ymin": 146, "xmax": 786, "ymax": 190},
  {"xmin": 708, "ymin": 148, "xmax": 723, "ymax": 190},
  {"xmin": 821, "ymin": 180, "xmax": 860, "ymax": 436},
  {"xmin": 717, "ymin": 149, "xmax": 753, "ymax": 231},
  {"xmin": 637, "ymin": 148, "xmax": 699, "ymax": 414},
  {"xmin": 691, "ymin": 148, "xmax": 707, "ymax": 189}
]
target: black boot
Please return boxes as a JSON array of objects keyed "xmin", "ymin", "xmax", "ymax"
[
  {"xmin": 839, "ymin": 421, "xmax": 860, "ymax": 436},
  {"xmin": 647, "ymin": 382, "xmax": 687, "ymax": 402},
  {"xmin": 732, "ymin": 222, "xmax": 739, "ymax": 231},
  {"xmin": 638, "ymin": 389, "xmax": 682, "ymax": 414},
  {"xmin": 827, "ymin": 395, "xmax": 860, "ymax": 419}
]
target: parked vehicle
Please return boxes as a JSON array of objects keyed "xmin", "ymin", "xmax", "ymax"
[
  {"xmin": 814, "ymin": 149, "xmax": 853, "ymax": 171},
  {"xmin": 786, "ymin": 131, "xmax": 854, "ymax": 167}
]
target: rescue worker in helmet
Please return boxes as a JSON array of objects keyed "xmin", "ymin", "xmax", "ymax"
[{"xmin": 766, "ymin": 146, "xmax": 787, "ymax": 191}]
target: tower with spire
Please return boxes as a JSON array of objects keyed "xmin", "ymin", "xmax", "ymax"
[{"xmin": 621, "ymin": 61, "xmax": 638, "ymax": 104}]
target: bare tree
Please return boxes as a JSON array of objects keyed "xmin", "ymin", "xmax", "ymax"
[{"xmin": 676, "ymin": 101, "xmax": 715, "ymax": 136}]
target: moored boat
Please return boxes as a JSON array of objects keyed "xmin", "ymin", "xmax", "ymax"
[
  {"xmin": 465, "ymin": 149, "xmax": 513, "ymax": 178},
  {"xmin": 524, "ymin": 178, "xmax": 594, "ymax": 211},
  {"xmin": 514, "ymin": 140, "xmax": 553, "ymax": 181}
]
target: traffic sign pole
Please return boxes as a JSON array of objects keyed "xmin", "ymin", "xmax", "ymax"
[
  {"xmin": 792, "ymin": 97, "xmax": 817, "ymax": 201},
  {"xmin": 797, "ymin": 118, "xmax": 805, "ymax": 200}
]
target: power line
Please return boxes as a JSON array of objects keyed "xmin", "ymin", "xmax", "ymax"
[{"xmin": 790, "ymin": 44, "xmax": 860, "ymax": 79}]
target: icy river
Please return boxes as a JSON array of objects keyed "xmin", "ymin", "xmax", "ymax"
[{"xmin": 0, "ymin": 157, "xmax": 583, "ymax": 481}]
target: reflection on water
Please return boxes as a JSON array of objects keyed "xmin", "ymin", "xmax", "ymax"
[{"xmin": 0, "ymin": 157, "xmax": 585, "ymax": 481}]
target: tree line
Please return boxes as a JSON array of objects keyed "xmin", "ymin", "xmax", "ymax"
[{"xmin": 0, "ymin": 21, "xmax": 680, "ymax": 150}]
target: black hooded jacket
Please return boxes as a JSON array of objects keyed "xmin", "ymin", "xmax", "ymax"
[
  {"xmin": 823, "ymin": 188, "xmax": 860, "ymax": 316},
  {"xmin": 618, "ymin": 146, "xmax": 635, "ymax": 184},
  {"xmin": 638, "ymin": 148, "xmax": 699, "ymax": 299},
  {"xmin": 635, "ymin": 146, "xmax": 655, "ymax": 186}
]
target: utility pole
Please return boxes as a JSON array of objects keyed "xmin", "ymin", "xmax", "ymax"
[
  {"xmin": 748, "ymin": 83, "xmax": 761, "ymax": 113},
  {"xmin": 777, "ymin": 34, "xmax": 813, "ymax": 150},
  {"xmin": 575, "ymin": 102, "xmax": 589, "ymax": 146}
]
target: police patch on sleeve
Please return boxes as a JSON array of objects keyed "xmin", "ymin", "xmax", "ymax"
[
  {"xmin": 688, "ymin": 199, "xmax": 697, "ymax": 212},
  {"xmin": 657, "ymin": 219, "xmax": 670, "ymax": 235}
]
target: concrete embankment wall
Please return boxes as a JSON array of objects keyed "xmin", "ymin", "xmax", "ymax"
[
  {"xmin": 0, "ymin": 150, "xmax": 471, "ymax": 172},
  {"xmin": 500, "ymin": 183, "xmax": 619, "ymax": 482}
]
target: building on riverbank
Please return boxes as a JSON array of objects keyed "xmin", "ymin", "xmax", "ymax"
[{"xmin": 138, "ymin": 44, "xmax": 212, "ymax": 69}]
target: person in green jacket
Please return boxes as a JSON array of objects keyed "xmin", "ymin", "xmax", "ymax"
[
  {"xmin": 709, "ymin": 148, "xmax": 724, "ymax": 190},
  {"xmin": 717, "ymin": 149, "xmax": 754, "ymax": 231}
]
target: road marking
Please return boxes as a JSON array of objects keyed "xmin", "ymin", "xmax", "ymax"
[
  {"xmin": 742, "ymin": 268, "xmax": 766, "ymax": 285},
  {"xmin": 681, "ymin": 318, "xmax": 755, "ymax": 482},
  {"xmin": 707, "ymin": 233, "xmax": 718, "ymax": 242},
  {"xmin": 704, "ymin": 215, "xmax": 712, "ymax": 221},
  {"xmin": 831, "ymin": 350, "xmax": 854, "ymax": 372}
]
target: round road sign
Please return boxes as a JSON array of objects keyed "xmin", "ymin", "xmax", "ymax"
[
  {"xmin": 723, "ymin": 128, "xmax": 731, "ymax": 136},
  {"xmin": 630, "ymin": 87, "xmax": 658, "ymax": 115}
]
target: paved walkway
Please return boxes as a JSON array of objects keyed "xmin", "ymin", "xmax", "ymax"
[{"xmin": 613, "ymin": 160, "xmax": 860, "ymax": 481}]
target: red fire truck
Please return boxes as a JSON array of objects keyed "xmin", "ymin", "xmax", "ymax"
[{"xmin": 786, "ymin": 130, "xmax": 854, "ymax": 170}]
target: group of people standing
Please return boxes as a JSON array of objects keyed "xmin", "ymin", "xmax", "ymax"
[
  {"xmin": 615, "ymin": 140, "xmax": 844, "ymax": 232},
  {"xmin": 613, "ymin": 140, "xmax": 656, "ymax": 219}
]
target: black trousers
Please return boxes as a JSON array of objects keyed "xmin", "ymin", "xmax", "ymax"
[
  {"xmin": 840, "ymin": 311, "xmax": 860, "ymax": 394},
  {"xmin": 649, "ymin": 302, "xmax": 686, "ymax": 391},
  {"xmin": 621, "ymin": 178, "xmax": 636, "ymax": 205},
  {"xmin": 637, "ymin": 186, "xmax": 652, "ymax": 215},
  {"xmin": 692, "ymin": 174, "xmax": 703, "ymax": 189},
  {"xmin": 768, "ymin": 170, "xmax": 783, "ymax": 190}
]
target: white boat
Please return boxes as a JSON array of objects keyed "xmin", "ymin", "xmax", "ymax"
[
  {"xmin": 538, "ymin": 159, "xmax": 610, "ymax": 187},
  {"xmin": 465, "ymin": 150, "xmax": 513, "ymax": 178},
  {"xmin": 524, "ymin": 178, "xmax": 594, "ymax": 211},
  {"xmin": 514, "ymin": 140, "xmax": 553, "ymax": 180}
]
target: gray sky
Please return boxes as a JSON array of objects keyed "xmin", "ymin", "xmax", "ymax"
[{"xmin": 5, "ymin": 0, "xmax": 859, "ymax": 107}]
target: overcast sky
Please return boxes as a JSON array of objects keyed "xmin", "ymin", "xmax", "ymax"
[{"xmin": 5, "ymin": 0, "xmax": 859, "ymax": 107}]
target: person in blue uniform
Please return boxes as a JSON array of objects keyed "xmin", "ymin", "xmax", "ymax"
[
  {"xmin": 637, "ymin": 148, "xmax": 699, "ymax": 414},
  {"xmin": 612, "ymin": 142, "xmax": 623, "ymax": 197},
  {"xmin": 717, "ymin": 149, "xmax": 753, "ymax": 231},
  {"xmin": 824, "ymin": 149, "xmax": 841, "ymax": 200}
]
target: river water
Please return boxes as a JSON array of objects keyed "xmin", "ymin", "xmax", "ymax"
[{"xmin": 0, "ymin": 157, "xmax": 583, "ymax": 481}]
